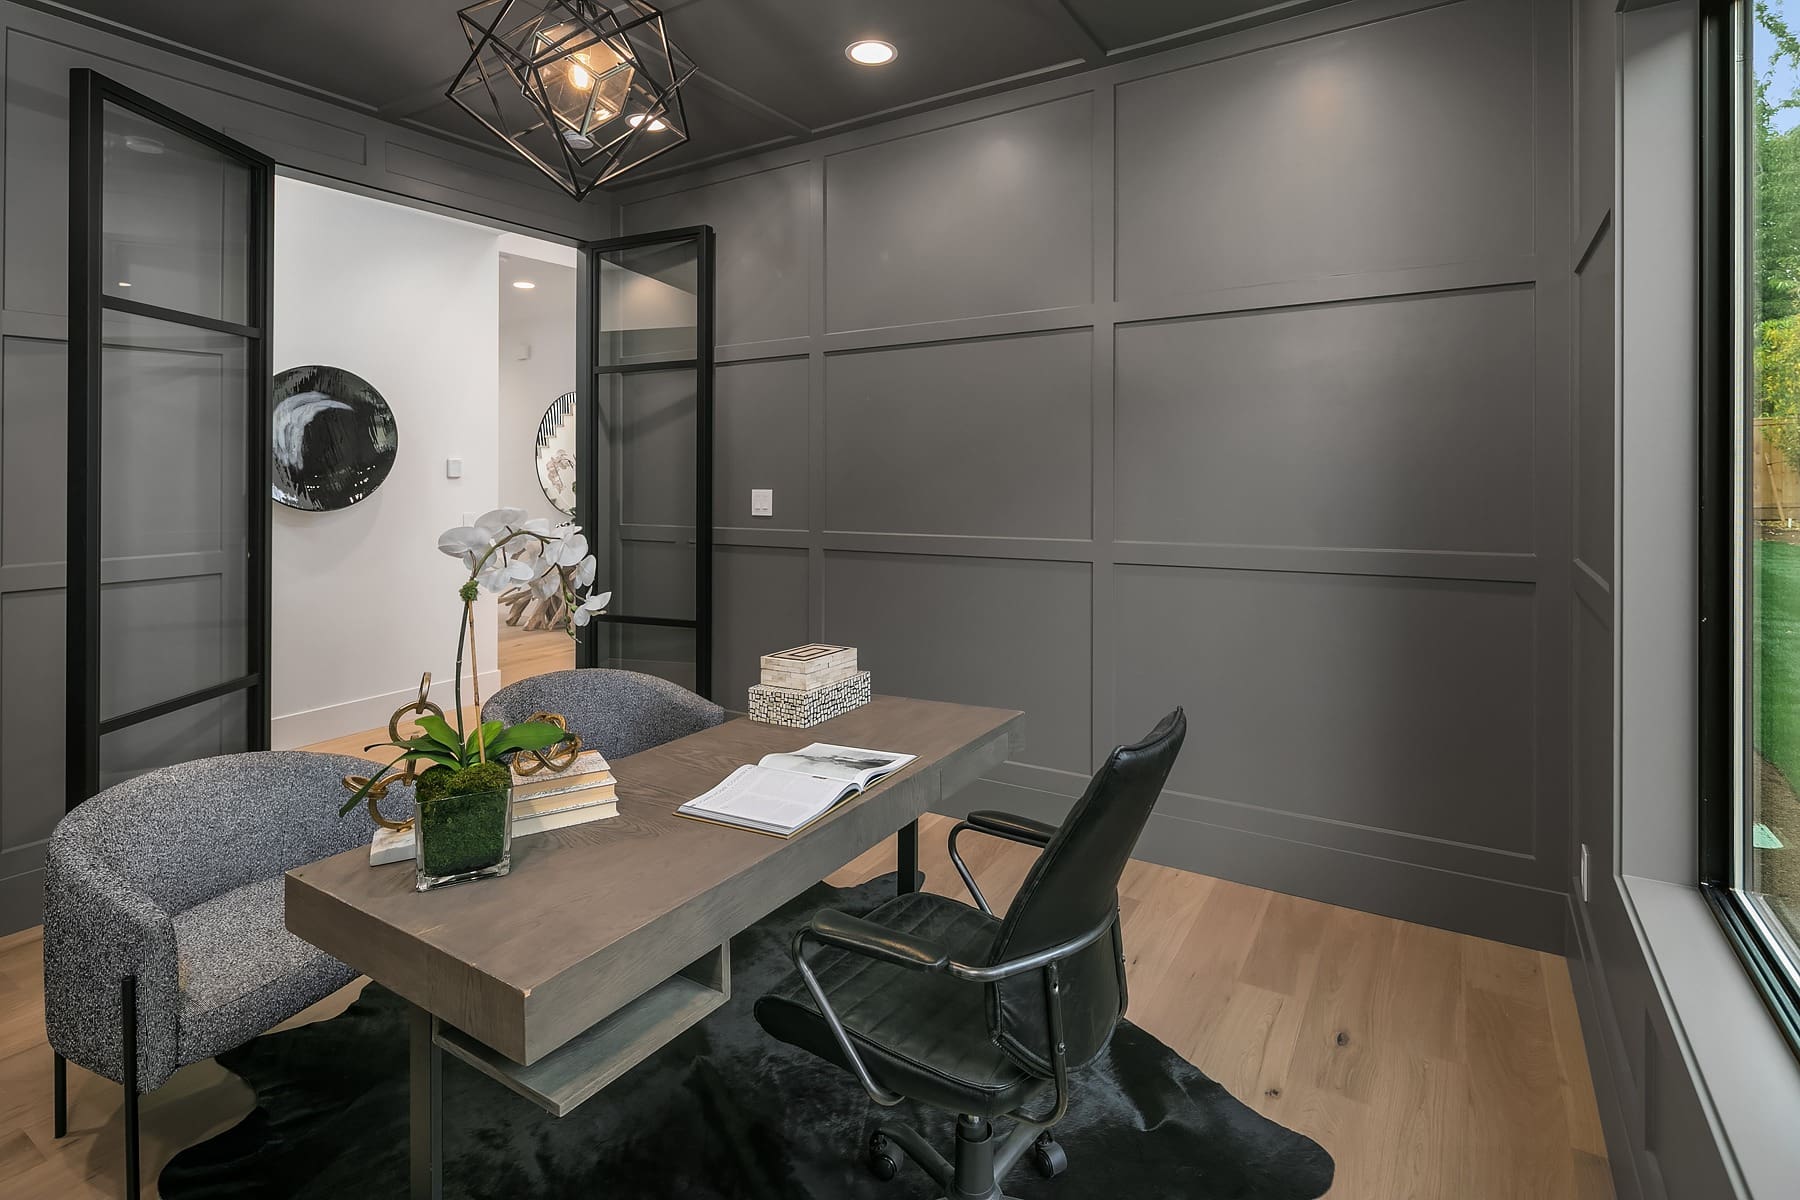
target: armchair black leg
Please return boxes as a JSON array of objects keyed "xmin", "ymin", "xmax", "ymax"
[
  {"xmin": 52, "ymin": 1051, "xmax": 66, "ymax": 1138},
  {"xmin": 121, "ymin": 976, "xmax": 139, "ymax": 1199}
]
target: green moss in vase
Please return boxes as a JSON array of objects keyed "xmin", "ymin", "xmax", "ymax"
[{"xmin": 415, "ymin": 761, "xmax": 511, "ymax": 879}]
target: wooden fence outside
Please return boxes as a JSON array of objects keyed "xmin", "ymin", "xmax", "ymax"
[{"xmin": 1756, "ymin": 418, "xmax": 1800, "ymax": 526}]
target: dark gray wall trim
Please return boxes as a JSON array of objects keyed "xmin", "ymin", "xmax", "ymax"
[
  {"xmin": 967, "ymin": 774, "xmax": 1571, "ymax": 950},
  {"xmin": 626, "ymin": 0, "xmax": 1576, "ymax": 951}
]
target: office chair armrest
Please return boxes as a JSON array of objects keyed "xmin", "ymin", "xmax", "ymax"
[
  {"xmin": 964, "ymin": 810, "xmax": 1058, "ymax": 846},
  {"xmin": 947, "ymin": 810, "xmax": 1058, "ymax": 915},
  {"xmin": 810, "ymin": 909, "xmax": 950, "ymax": 971}
]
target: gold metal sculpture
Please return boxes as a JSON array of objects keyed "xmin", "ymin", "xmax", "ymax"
[
  {"xmin": 339, "ymin": 678, "xmax": 584, "ymax": 830},
  {"xmin": 509, "ymin": 711, "xmax": 584, "ymax": 775},
  {"xmin": 340, "ymin": 673, "xmax": 445, "ymax": 832}
]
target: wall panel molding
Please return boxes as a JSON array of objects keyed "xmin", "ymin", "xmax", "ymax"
[{"xmin": 629, "ymin": 0, "xmax": 1572, "ymax": 950}]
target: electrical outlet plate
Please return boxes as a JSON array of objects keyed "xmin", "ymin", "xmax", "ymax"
[{"xmin": 750, "ymin": 488, "xmax": 773, "ymax": 518}]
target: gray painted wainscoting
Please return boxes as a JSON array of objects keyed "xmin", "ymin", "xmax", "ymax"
[
  {"xmin": 617, "ymin": 0, "xmax": 1578, "ymax": 952},
  {"xmin": 0, "ymin": 0, "xmax": 616, "ymax": 935}
]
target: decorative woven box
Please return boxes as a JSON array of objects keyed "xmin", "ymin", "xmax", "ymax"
[{"xmin": 748, "ymin": 670, "xmax": 872, "ymax": 728}]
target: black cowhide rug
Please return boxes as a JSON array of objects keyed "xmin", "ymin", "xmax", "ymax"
[{"xmin": 160, "ymin": 874, "xmax": 1334, "ymax": 1199}]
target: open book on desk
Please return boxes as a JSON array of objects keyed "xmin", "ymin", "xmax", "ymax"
[{"xmin": 677, "ymin": 743, "xmax": 918, "ymax": 838}]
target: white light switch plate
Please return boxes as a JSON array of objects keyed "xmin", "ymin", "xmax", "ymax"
[
  {"xmin": 446, "ymin": 458, "xmax": 463, "ymax": 479},
  {"xmin": 750, "ymin": 488, "xmax": 773, "ymax": 518}
]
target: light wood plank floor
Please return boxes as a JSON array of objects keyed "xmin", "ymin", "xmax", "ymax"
[
  {"xmin": 497, "ymin": 624, "xmax": 573, "ymax": 686},
  {"xmin": 0, "ymin": 805, "xmax": 1611, "ymax": 1199}
]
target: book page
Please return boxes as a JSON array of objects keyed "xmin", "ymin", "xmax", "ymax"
[
  {"xmin": 756, "ymin": 743, "xmax": 916, "ymax": 788},
  {"xmin": 680, "ymin": 764, "xmax": 850, "ymax": 834}
]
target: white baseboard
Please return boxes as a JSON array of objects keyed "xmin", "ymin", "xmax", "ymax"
[{"xmin": 271, "ymin": 669, "xmax": 505, "ymax": 751}]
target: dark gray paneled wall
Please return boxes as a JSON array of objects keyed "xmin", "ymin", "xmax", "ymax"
[
  {"xmin": 619, "ymin": 0, "xmax": 1575, "ymax": 950},
  {"xmin": 0, "ymin": 0, "xmax": 613, "ymax": 935}
]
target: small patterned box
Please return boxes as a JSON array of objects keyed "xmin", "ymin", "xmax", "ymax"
[{"xmin": 748, "ymin": 670, "xmax": 872, "ymax": 728}]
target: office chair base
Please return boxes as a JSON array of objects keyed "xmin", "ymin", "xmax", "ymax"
[{"xmin": 870, "ymin": 1113, "xmax": 1058, "ymax": 1200}]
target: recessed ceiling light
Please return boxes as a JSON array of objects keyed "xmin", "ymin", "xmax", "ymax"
[
  {"xmin": 846, "ymin": 39, "xmax": 897, "ymax": 66},
  {"xmin": 627, "ymin": 113, "xmax": 668, "ymax": 132},
  {"xmin": 512, "ymin": 280, "xmax": 536, "ymax": 290}
]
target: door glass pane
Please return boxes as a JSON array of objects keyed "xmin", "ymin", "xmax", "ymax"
[
  {"xmin": 601, "ymin": 368, "xmax": 695, "ymax": 619},
  {"xmin": 98, "ymin": 692, "xmax": 247, "ymax": 791},
  {"xmin": 98, "ymin": 309, "xmax": 248, "ymax": 719},
  {"xmin": 597, "ymin": 621, "xmax": 695, "ymax": 693},
  {"xmin": 597, "ymin": 240, "xmax": 697, "ymax": 366},
  {"xmin": 1749, "ymin": 0, "xmax": 1800, "ymax": 959},
  {"xmin": 101, "ymin": 101, "xmax": 251, "ymax": 324}
]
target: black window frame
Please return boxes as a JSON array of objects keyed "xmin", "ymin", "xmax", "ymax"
[{"xmin": 1698, "ymin": 0, "xmax": 1800, "ymax": 1060}]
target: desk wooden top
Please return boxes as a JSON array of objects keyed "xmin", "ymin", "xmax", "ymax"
[{"xmin": 286, "ymin": 695, "xmax": 1023, "ymax": 1065}]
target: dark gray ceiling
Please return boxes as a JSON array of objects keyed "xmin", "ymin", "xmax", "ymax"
[{"xmin": 41, "ymin": 0, "xmax": 1337, "ymax": 187}]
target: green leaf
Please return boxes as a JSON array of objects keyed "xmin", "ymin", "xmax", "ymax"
[
  {"xmin": 415, "ymin": 714, "xmax": 466, "ymax": 754},
  {"xmin": 463, "ymin": 720, "xmax": 503, "ymax": 760},
  {"xmin": 365, "ymin": 737, "xmax": 464, "ymax": 771},
  {"xmin": 338, "ymin": 754, "xmax": 406, "ymax": 817},
  {"xmin": 485, "ymin": 720, "xmax": 573, "ymax": 757}
]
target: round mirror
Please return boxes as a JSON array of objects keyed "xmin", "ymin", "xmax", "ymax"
[
  {"xmin": 536, "ymin": 390, "xmax": 578, "ymax": 515},
  {"xmin": 271, "ymin": 365, "xmax": 398, "ymax": 511}
]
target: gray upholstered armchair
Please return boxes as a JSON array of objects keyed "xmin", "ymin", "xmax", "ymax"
[
  {"xmin": 42, "ymin": 750, "xmax": 408, "ymax": 1197},
  {"xmin": 481, "ymin": 667, "xmax": 725, "ymax": 759}
]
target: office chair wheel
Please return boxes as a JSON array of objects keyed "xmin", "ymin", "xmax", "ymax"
[
  {"xmin": 1032, "ymin": 1133, "xmax": 1068, "ymax": 1179},
  {"xmin": 867, "ymin": 1132, "xmax": 900, "ymax": 1181}
]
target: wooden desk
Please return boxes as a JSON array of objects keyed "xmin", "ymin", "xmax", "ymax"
[{"xmin": 286, "ymin": 696, "xmax": 1023, "ymax": 1199}]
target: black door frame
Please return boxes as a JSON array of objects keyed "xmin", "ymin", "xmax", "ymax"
[
  {"xmin": 574, "ymin": 225, "xmax": 715, "ymax": 699},
  {"xmin": 66, "ymin": 68, "xmax": 275, "ymax": 811}
]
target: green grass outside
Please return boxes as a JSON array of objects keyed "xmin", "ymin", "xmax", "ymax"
[{"xmin": 1758, "ymin": 539, "xmax": 1800, "ymax": 791}]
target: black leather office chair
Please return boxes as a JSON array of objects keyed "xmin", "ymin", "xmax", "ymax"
[{"xmin": 755, "ymin": 709, "xmax": 1186, "ymax": 1199}]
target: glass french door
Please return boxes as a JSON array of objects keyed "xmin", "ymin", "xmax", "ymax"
[
  {"xmin": 576, "ymin": 227, "xmax": 715, "ymax": 697},
  {"xmin": 66, "ymin": 70, "xmax": 273, "ymax": 807}
]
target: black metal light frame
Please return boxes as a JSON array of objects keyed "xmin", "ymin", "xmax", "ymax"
[
  {"xmin": 447, "ymin": 0, "xmax": 696, "ymax": 200},
  {"xmin": 1696, "ymin": 0, "xmax": 1800, "ymax": 1063},
  {"xmin": 66, "ymin": 68, "xmax": 274, "ymax": 814}
]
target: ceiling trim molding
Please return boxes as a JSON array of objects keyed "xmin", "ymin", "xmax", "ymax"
[
  {"xmin": 1034, "ymin": 0, "xmax": 1110, "ymax": 64},
  {"xmin": 685, "ymin": 68, "xmax": 812, "ymax": 137},
  {"xmin": 10, "ymin": 0, "xmax": 380, "ymax": 113},
  {"xmin": 612, "ymin": 0, "xmax": 1452, "ymax": 202}
]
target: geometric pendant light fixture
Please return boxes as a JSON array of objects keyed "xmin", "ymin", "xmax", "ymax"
[{"xmin": 448, "ymin": 0, "xmax": 696, "ymax": 199}]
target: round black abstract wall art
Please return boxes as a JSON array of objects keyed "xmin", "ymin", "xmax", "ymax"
[{"xmin": 271, "ymin": 365, "xmax": 398, "ymax": 511}]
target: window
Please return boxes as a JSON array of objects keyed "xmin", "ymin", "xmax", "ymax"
[{"xmin": 1702, "ymin": 0, "xmax": 1800, "ymax": 1053}]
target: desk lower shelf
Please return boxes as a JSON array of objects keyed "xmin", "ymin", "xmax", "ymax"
[{"xmin": 433, "ymin": 943, "xmax": 730, "ymax": 1118}]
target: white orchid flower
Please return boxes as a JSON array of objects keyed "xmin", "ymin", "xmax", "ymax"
[
  {"xmin": 556, "ymin": 531, "xmax": 590, "ymax": 568},
  {"xmin": 529, "ymin": 563, "xmax": 564, "ymax": 598},
  {"xmin": 570, "ymin": 590, "xmax": 612, "ymax": 628},
  {"xmin": 476, "ymin": 555, "xmax": 534, "ymax": 593},
  {"xmin": 437, "ymin": 525, "xmax": 491, "ymax": 569},
  {"xmin": 474, "ymin": 507, "xmax": 528, "ymax": 538},
  {"xmin": 570, "ymin": 554, "xmax": 597, "ymax": 591}
]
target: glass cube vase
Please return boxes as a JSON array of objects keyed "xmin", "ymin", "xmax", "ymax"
[{"xmin": 413, "ymin": 784, "xmax": 513, "ymax": 891}]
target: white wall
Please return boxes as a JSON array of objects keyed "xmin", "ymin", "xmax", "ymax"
[
  {"xmin": 499, "ymin": 259, "xmax": 578, "ymax": 530},
  {"xmin": 271, "ymin": 178, "xmax": 502, "ymax": 747}
]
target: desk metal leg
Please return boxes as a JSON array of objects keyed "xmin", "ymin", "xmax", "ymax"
[
  {"xmin": 897, "ymin": 820, "xmax": 920, "ymax": 894},
  {"xmin": 409, "ymin": 1002, "xmax": 442, "ymax": 1200}
]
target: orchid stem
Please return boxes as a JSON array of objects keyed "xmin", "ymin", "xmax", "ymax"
[{"xmin": 467, "ymin": 601, "xmax": 487, "ymax": 764}]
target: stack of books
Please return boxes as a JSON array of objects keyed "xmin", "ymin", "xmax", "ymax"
[
  {"xmin": 747, "ymin": 644, "xmax": 873, "ymax": 728},
  {"xmin": 511, "ymin": 748, "xmax": 617, "ymax": 836},
  {"xmin": 368, "ymin": 749, "xmax": 618, "ymax": 866}
]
